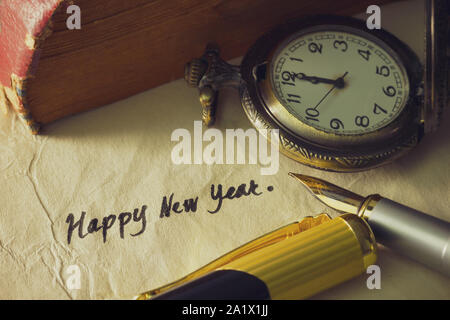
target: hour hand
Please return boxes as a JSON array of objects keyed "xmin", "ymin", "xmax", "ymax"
[{"xmin": 295, "ymin": 73, "xmax": 345, "ymax": 89}]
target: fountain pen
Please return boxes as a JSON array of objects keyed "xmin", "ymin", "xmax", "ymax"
[{"xmin": 289, "ymin": 173, "xmax": 450, "ymax": 277}]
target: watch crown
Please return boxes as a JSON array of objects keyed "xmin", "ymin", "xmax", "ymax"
[{"xmin": 185, "ymin": 58, "xmax": 208, "ymax": 87}]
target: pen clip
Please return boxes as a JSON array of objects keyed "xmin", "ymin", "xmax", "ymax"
[{"xmin": 136, "ymin": 213, "xmax": 331, "ymax": 299}]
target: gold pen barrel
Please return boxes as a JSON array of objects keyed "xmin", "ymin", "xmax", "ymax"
[
  {"xmin": 136, "ymin": 214, "xmax": 331, "ymax": 299},
  {"xmin": 220, "ymin": 214, "xmax": 377, "ymax": 299},
  {"xmin": 142, "ymin": 214, "xmax": 376, "ymax": 300}
]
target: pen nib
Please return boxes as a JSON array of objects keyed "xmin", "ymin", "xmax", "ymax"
[{"xmin": 288, "ymin": 173, "xmax": 365, "ymax": 214}]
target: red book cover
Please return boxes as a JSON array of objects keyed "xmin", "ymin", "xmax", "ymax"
[{"xmin": 0, "ymin": 0, "xmax": 64, "ymax": 134}]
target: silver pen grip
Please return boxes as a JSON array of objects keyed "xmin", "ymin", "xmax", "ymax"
[{"xmin": 367, "ymin": 198, "xmax": 450, "ymax": 277}]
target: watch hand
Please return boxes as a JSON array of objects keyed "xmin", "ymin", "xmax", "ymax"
[
  {"xmin": 295, "ymin": 73, "xmax": 345, "ymax": 88},
  {"xmin": 312, "ymin": 72, "xmax": 348, "ymax": 110}
]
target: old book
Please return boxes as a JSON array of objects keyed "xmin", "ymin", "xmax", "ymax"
[{"xmin": 0, "ymin": 0, "xmax": 396, "ymax": 134}]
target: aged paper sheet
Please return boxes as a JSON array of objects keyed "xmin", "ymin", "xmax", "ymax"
[{"xmin": 0, "ymin": 0, "xmax": 449, "ymax": 299}]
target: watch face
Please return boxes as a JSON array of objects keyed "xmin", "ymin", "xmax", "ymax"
[{"xmin": 270, "ymin": 26, "xmax": 410, "ymax": 135}]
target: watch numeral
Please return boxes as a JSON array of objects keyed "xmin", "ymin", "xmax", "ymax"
[
  {"xmin": 376, "ymin": 65, "xmax": 390, "ymax": 77},
  {"xmin": 330, "ymin": 118, "xmax": 344, "ymax": 129},
  {"xmin": 373, "ymin": 103, "xmax": 387, "ymax": 114},
  {"xmin": 287, "ymin": 93, "xmax": 301, "ymax": 103},
  {"xmin": 333, "ymin": 40, "xmax": 348, "ymax": 52},
  {"xmin": 308, "ymin": 42, "xmax": 323, "ymax": 54},
  {"xmin": 281, "ymin": 71, "xmax": 295, "ymax": 86},
  {"xmin": 305, "ymin": 108, "xmax": 319, "ymax": 121},
  {"xmin": 358, "ymin": 49, "xmax": 371, "ymax": 61},
  {"xmin": 290, "ymin": 57, "xmax": 303, "ymax": 62},
  {"xmin": 282, "ymin": 71, "xmax": 294, "ymax": 81},
  {"xmin": 382, "ymin": 85, "xmax": 396, "ymax": 97},
  {"xmin": 355, "ymin": 115, "xmax": 370, "ymax": 127}
]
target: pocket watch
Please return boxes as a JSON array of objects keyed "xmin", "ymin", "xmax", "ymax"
[{"xmin": 185, "ymin": 2, "xmax": 449, "ymax": 172}]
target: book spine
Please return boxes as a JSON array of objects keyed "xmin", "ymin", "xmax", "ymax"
[{"xmin": 0, "ymin": 0, "xmax": 64, "ymax": 134}]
